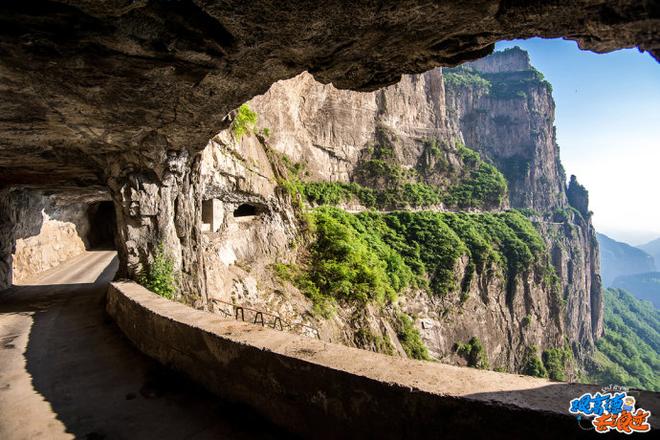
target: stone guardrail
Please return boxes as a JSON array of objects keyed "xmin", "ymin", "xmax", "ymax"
[{"xmin": 106, "ymin": 281, "xmax": 658, "ymax": 438}]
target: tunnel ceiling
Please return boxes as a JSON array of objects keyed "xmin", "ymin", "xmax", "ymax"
[{"xmin": 0, "ymin": 0, "xmax": 658, "ymax": 186}]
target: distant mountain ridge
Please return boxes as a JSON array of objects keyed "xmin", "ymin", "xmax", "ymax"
[
  {"xmin": 597, "ymin": 233, "xmax": 656, "ymax": 286},
  {"xmin": 639, "ymin": 237, "xmax": 660, "ymax": 269},
  {"xmin": 612, "ymin": 272, "xmax": 660, "ymax": 308}
]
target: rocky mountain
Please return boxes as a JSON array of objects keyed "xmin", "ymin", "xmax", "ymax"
[
  {"xmin": 198, "ymin": 47, "xmax": 603, "ymax": 378},
  {"xmin": 597, "ymin": 233, "xmax": 656, "ymax": 286},
  {"xmin": 639, "ymin": 237, "xmax": 660, "ymax": 269}
]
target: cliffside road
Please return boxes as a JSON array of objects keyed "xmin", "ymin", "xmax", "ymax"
[{"xmin": 0, "ymin": 251, "xmax": 278, "ymax": 440}]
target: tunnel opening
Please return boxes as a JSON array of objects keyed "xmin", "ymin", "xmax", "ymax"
[
  {"xmin": 233, "ymin": 203, "xmax": 257, "ymax": 218},
  {"xmin": 86, "ymin": 201, "xmax": 117, "ymax": 250},
  {"xmin": 202, "ymin": 198, "xmax": 223, "ymax": 233}
]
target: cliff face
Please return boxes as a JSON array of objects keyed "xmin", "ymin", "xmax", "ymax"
[
  {"xmin": 199, "ymin": 47, "xmax": 602, "ymax": 375},
  {"xmin": 445, "ymin": 48, "xmax": 568, "ymax": 211}
]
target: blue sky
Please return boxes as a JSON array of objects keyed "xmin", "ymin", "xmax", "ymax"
[{"xmin": 495, "ymin": 38, "xmax": 660, "ymax": 246}]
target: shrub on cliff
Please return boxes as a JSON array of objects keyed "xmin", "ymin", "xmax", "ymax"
[
  {"xmin": 443, "ymin": 66, "xmax": 491, "ymax": 90},
  {"xmin": 138, "ymin": 244, "xmax": 177, "ymax": 300},
  {"xmin": 385, "ymin": 211, "xmax": 466, "ymax": 295},
  {"xmin": 543, "ymin": 344, "xmax": 573, "ymax": 381},
  {"xmin": 231, "ymin": 103, "xmax": 258, "ymax": 140},
  {"xmin": 283, "ymin": 207, "xmax": 550, "ymax": 330},
  {"xmin": 300, "ymin": 180, "xmax": 442, "ymax": 209},
  {"xmin": 445, "ymin": 145, "xmax": 508, "ymax": 210},
  {"xmin": 395, "ymin": 313, "xmax": 430, "ymax": 360},
  {"xmin": 455, "ymin": 336, "xmax": 489, "ymax": 369},
  {"xmin": 303, "ymin": 207, "xmax": 410, "ymax": 305},
  {"xmin": 522, "ymin": 345, "xmax": 548, "ymax": 378}
]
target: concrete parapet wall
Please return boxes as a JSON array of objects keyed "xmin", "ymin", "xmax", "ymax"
[{"xmin": 107, "ymin": 281, "xmax": 658, "ymax": 439}]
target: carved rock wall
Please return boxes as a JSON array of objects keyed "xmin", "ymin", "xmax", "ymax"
[{"xmin": 105, "ymin": 146, "xmax": 205, "ymax": 302}]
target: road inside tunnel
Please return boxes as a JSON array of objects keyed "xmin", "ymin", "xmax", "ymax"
[
  {"xmin": 86, "ymin": 201, "xmax": 117, "ymax": 250},
  {"xmin": 0, "ymin": 250, "xmax": 283, "ymax": 439}
]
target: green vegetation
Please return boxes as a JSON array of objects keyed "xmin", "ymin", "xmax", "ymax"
[
  {"xmin": 275, "ymin": 143, "xmax": 506, "ymax": 211},
  {"xmin": 354, "ymin": 159, "xmax": 422, "ymax": 191},
  {"xmin": 385, "ymin": 211, "xmax": 467, "ymax": 295},
  {"xmin": 445, "ymin": 145, "xmax": 508, "ymax": 209},
  {"xmin": 395, "ymin": 313, "xmax": 430, "ymax": 360},
  {"xmin": 443, "ymin": 66, "xmax": 492, "ymax": 90},
  {"xmin": 285, "ymin": 207, "xmax": 548, "ymax": 314},
  {"xmin": 231, "ymin": 104, "xmax": 258, "ymax": 140},
  {"xmin": 485, "ymin": 69, "xmax": 553, "ymax": 99},
  {"xmin": 301, "ymin": 181, "xmax": 370, "ymax": 206},
  {"xmin": 542, "ymin": 343, "xmax": 574, "ymax": 381},
  {"xmin": 522, "ymin": 345, "xmax": 548, "ymax": 378},
  {"xmin": 138, "ymin": 243, "xmax": 177, "ymax": 300},
  {"xmin": 589, "ymin": 288, "xmax": 659, "ymax": 391},
  {"xmin": 444, "ymin": 55, "xmax": 552, "ymax": 100},
  {"xmin": 300, "ymin": 180, "xmax": 443, "ymax": 209},
  {"xmin": 455, "ymin": 336, "xmax": 489, "ymax": 369},
  {"xmin": 355, "ymin": 327, "xmax": 396, "ymax": 355},
  {"xmin": 299, "ymin": 144, "xmax": 506, "ymax": 211}
]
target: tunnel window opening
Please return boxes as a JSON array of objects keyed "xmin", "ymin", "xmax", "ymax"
[
  {"xmin": 86, "ymin": 201, "xmax": 116, "ymax": 250},
  {"xmin": 202, "ymin": 198, "xmax": 223, "ymax": 233},
  {"xmin": 202, "ymin": 199, "xmax": 213, "ymax": 232},
  {"xmin": 233, "ymin": 204, "xmax": 257, "ymax": 218}
]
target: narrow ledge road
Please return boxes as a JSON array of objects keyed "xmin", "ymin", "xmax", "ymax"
[{"xmin": 0, "ymin": 250, "xmax": 279, "ymax": 440}]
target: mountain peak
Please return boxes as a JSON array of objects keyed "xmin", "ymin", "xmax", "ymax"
[
  {"xmin": 597, "ymin": 232, "xmax": 656, "ymax": 286},
  {"xmin": 466, "ymin": 46, "xmax": 532, "ymax": 73}
]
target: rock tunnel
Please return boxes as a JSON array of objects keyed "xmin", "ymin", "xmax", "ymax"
[
  {"xmin": 0, "ymin": 187, "xmax": 118, "ymax": 287},
  {"xmin": 0, "ymin": 0, "xmax": 658, "ymax": 297},
  {"xmin": 86, "ymin": 201, "xmax": 117, "ymax": 250}
]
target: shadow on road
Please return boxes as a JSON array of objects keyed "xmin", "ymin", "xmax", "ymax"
[{"xmin": 0, "ymin": 254, "xmax": 287, "ymax": 440}]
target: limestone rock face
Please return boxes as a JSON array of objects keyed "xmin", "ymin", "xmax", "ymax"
[
  {"xmin": 105, "ymin": 147, "xmax": 205, "ymax": 299},
  {"xmin": 566, "ymin": 175, "xmax": 590, "ymax": 217},
  {"xmin": 250, "ymin": 69, "xmax": 458, "ymax": 182},
  {"xmin": 199, "ymin": 132, "xmax": 313, "ymax": 329},
  {"xmin": 445, "ymin": 48, "xmax": 568, "ymax": 211},
  {"xmin": 13, "ymin": 210, "xmax": 87, "ymax": 283}
]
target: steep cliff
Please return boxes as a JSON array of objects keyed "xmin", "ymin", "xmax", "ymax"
[
  {"xmin": 199, "ymin": 47, "xmax": 602, "ymax": 377},
  {"xmin": 445, "ymin": 47, "xmax": 567, "ymax": 211}
]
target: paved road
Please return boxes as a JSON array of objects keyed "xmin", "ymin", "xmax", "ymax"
[{"xmin": 0, "ymin": 251, "xmax": 280, "ymax": 440}]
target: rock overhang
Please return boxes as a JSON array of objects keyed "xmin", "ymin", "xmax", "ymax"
[{"xmin": 0, "ymin": 0, "xmax": 658, "ymax": 186}]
